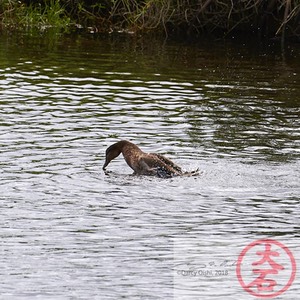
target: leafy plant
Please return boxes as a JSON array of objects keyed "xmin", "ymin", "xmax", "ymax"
[{"xmin": 0, "ymin": 0, "xmax": 70, "ymax": 29}]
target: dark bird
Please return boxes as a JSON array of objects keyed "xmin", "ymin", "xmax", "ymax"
[{"xmin": 103, "ymin": 140, "xmax": 198, "ymax": 178}]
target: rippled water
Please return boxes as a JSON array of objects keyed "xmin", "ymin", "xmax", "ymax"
[{"xmin": 1, "ymin": 33, "xmax": 299, "ymax": 299}]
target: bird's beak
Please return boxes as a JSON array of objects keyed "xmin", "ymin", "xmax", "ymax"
[{"xmin": 102, "ymin": 159, "xmax": 109, "ymax": 170}]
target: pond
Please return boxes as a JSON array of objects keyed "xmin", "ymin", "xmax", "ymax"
[{"xmin": 0, "ymin": 31, "xmax": 299, "ymax": 299}]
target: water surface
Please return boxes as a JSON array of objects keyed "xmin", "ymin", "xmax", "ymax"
[{"xmin": 0, "ymin": 32, "xmax": 299, "ymax": 299}]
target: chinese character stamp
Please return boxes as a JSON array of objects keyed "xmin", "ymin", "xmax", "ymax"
[{"xmin": 236, "ymin": 239, "xmax": 296, "ymax": 298}]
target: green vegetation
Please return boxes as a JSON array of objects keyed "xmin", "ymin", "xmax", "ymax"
[
  {"xmin": 0, "ymin": 0, "xmax": 299, "ymax": 41},
  {"xmin": 0, "ymin": 0, "xmax": 70, "ymax": 29}
]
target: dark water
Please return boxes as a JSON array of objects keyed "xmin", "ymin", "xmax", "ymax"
[{"xmin": 0, "ymin": 32, "xmax": 299, "ymax": 299}]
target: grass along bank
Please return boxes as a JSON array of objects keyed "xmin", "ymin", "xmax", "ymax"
[
  {"xmin": 0, "ymin": 0, "xmax": 70, "ymax": 29},
  {"xmin": 0, "ymin": 0, "xmax": 299, "ymax": 41}
]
